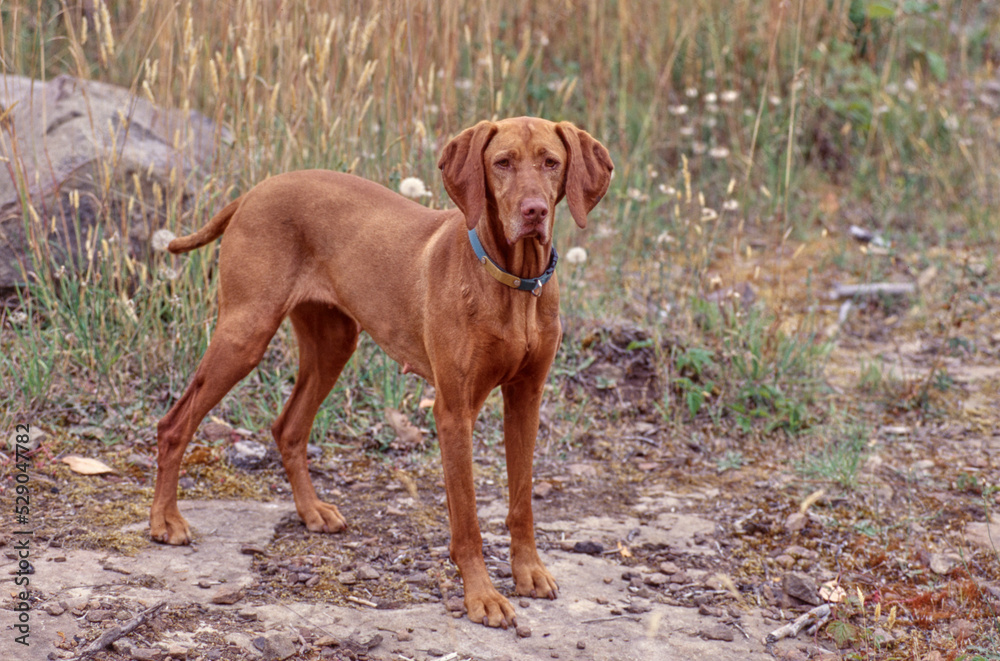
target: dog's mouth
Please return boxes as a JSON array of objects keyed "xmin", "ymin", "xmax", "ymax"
[{"xmin": 506, "ymin": 217, "xmax": 552, "ymax": 245}]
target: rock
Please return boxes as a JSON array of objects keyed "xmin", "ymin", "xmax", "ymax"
[
  {"xmin": 533, "ymin": 481, "xmax": 554, "ymax": 498},
  {"xmin": 85, "ymin": 609, "xmax": 114, "ymax": 622},
  {"xmin": 576, "ymin": 640, "xmax": 587, "ymax": 650},
  {"xmin": 165, "ymin": 643, "xmax": 189, "ymax": 659},
  {"xmin": 644, "ymin": 572, "xmax": 670, "ymax": 586},
  {"xmin": 314, "ymin": 635, "xmax": 340, "ymax": 647},
  {"xmin": 237, "ymin": 608, "xmax": 258, "ymax": 621},
  {"xmin": 495, "ymin": 562, "xmax": 512, "ymax": 578},
  {"xmin": 658, "ymin": 561, "xmax": 680, "ymax": 575},
  {"xmin": 254, "ymin": 632, "xmax": 299, "ymax": 661},
  {"xmin": 395, "ymin": 631, "xmax": 412, "ymax": 642},
  {"xmin": 7, "ymin": 426, "xmax": 46, "ymax": 452},
  {"xmin": 44, "ymin": 602, "xmax": 66, "ymax": 616},
  {"xmin": 337, "ymin": 571, "xmax": 358, "ymax": 585},
  {"xmin": 782, "ymin": 572, "xmax": 822, "ymax": 606},
  {"xmin": 445, "ymin": 596, "xmax": 466, "ymax": 613},
  {"xmin": 0, "ymin": 75, "xmax": 226, "ymax": 290},
  {"xmin": 226, "ymin": 441, "xmax": 268, "ymax": 470},
  {"xmin": 775, "ymin": 554, "xmax": 796, "ymax": 569},
  {"xmin": 131, "ymin": 648, "xmax": 166, "ymax": 661},
  {"xmin": 784, "ymin": 512, "xmax": 808, "ymax": 533},
  {"xmin": 572, "ymin": 540, "xmax": 604, "ymax": 555},
  {"xmin": 698, "ymin": 624, "xmax": 735, "ymax": 641},
  {"xmin": 201, "ymin": 421, "xmax": 234, "ymax": 441},
  {"xmin": 356, "ymin": 565, "xmax": 380, "ymax": 580},
  {"xmin": 929, "ymin": 553, "xmax": 960, "ymax": 575},
  {"xmin": 963, "ymin": 518, "xmax": 999, "ymax": 551},
  {"xmin": 516, "ymin": 623, "xmax": 532, "ymax": 638},
  {"xmin": 949, "ymin": 619, "xmax": 976, "ymax": 641},
  {"xmin": 210, "ymin": 586, "xmax": 245, "ymax": 605}
]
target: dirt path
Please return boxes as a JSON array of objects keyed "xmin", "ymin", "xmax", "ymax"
[{"xmin": 5, "ymin": 491, "xmax": 784, "ymax": 660}]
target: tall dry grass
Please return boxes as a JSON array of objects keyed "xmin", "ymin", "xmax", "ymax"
[{"xmin": 2, "ymin": 0, "xmax": 998, "ymax": 435}]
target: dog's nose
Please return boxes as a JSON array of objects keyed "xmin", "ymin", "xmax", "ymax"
[{"xmin": 520, "ymin": 198, "xmax": 549, "ymax": 223}]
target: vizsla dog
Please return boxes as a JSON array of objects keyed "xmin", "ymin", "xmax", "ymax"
[{"xmin": 150, "ymin": 117, "xmax": 613, "ymax": 628}]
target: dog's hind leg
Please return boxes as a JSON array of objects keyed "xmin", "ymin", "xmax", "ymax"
[
  {"xmin": 271, "ymin": 301, "xmax": 360, "ymax": 534},
  {"xmin": 151, "ymin": 310, "xmax": 281, "ymax": 545}
]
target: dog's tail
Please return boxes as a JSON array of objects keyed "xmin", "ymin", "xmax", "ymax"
[{"xmin": 167, "ymin": 198, "xmax": 241, "ymax": 254}]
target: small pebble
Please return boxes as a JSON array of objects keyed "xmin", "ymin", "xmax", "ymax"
[
  {"xmin": 519, "ymin": 599, "xmax": 530, "ymax": 608},
  {"xmin": 516, "ymin": 623, "xmax": 532, "ymax": 638},
  {"xmin": 576, "ymin": 641, "xmax": 587, "ymax": 650}
]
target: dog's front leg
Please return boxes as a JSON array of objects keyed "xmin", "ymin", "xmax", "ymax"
[
  {"xmin": 434, "ymin": 398, "xmax": 517, "ymax": 628},
  {"xmin": 501, "ymin": 380, "xmax": 558, "ymax": 600}
]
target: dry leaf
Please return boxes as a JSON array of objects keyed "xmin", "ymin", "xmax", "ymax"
[
  {"xmin": 61, "ymin": 455, "xmax": 115, "ymax": 475},
  {"xmin": 384, "ymin": 408, "xmax": 423, "ymax": 450},
  {"xmin": 418, "ymin": 398, "xmax": 436, "ymax": 409},
  {"xmin": 820, "ymin": 579, "xmax": 846, "ymax": 603},
  {"xmin": 616, "ymin": 540, "xmax": 633, "ymax": 558}
]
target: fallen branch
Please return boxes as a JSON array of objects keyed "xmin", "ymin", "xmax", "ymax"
[
  {"xmin": 346, "ymin": 595, "xmax": 378, "ymax": 608},
  {"xmin": 765, "ymin": 603, "xmax": 831, "ymax": 644},
  {"xmin": 75, "ymin": 600, "xmax": 166, "ymax": 659},
  {"xmin": 831, "ymin": 282, "xmax": 915, "ymax": 299}
]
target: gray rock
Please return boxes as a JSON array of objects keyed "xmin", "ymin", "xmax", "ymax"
[
  {"xmin": 253, "ymin": 631, "xmax": 299, "ymax": 661},
  {"xmin": 226, "ymin": 441, "xmax": 268, "ymax": 470},
  {"xmin": 0, "ymin": 75, "xmax": 228, "ymax": 290},
  {"xmin": 698, "ymin": 624, "xmax": 735, "ymax": 641},
  {"xmin": 782, "ymin": 572, "xmax": 822, "ymax": 606}
]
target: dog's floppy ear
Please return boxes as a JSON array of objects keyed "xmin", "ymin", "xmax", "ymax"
[
  {"xmin": 438, "ymin": 121, "xmax": 498, "ymax": 230},
  {"xmin": 555, "ymin": 122, "xmax": 614, "ymax": 229}
]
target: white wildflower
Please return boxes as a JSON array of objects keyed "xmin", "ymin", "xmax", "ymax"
[
  {"xmin": 668, "ymin": 104, "xmax": 689, "ymax": 116},
  {"xmin": 708, "ymin": 146, "xmax": 730, "ymax": 159},
  {"xmin": 706, "ymin": 103, "xmax": 720, "ymax": 115},
  {"xmin": 656, "ymin": 231, "xmax": 674, "ymax": 245},
  {"xmin": 158, "ymin": 266, "xmax": 179, "ymax": 281},
  {"xmin": 943, "ymin": 114, "xmax": 959, "ymax": 131},
  {"xmin": 904, "ymin": 78, "xmax": 918, "ymax": 93},
  {"xmin": 769, "ymin": 95, "xmax": 782, "ymax": 106},
  {"xmin": 658, "ymin": 184, "xmax": 677, "ymax": 197},
  {"xmin": 679, "ymin": 125, "xmax": 695, "ymax": 137},
  {"xmin": 399, "ymin": 176, "xmax": 431, "ymax": 198},
  {"xmin": 704, "ymin": 92, "xmax": 718, "ymax": 104},
  {"xmin": 720, "ymin": 89, "xmax": 740, "ymax": 103},
  {"xmin": 701, "ymin": 207, "xmax": 719, "ymax": 221},
  {"xmin": 627, "ymin": 187, "xmax": 649, "ymax": 202},
  {"xmin": 565, "ymin": 247, "xmax": 587, "ymax": 265},
  {"xmin": 692, "ymin": 141, "xmax": 707, "ymax": 155},
  {"xmin": 151, "ymin": 228, "xmax": 176, "ymax": 252},
  {"xmin": 722, "ymin": 199, "xmax": 739, "ymax": 211},
  {"xmin": 10, "ymin": 310, "xmax": 28, "ymax": 325},
  {"xmin": 685, "ymin": 87, "xmax": 699, "ymax": 98}
]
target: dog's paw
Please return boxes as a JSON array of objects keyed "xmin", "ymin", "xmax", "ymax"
[
  {"xmin": 300, "ymin": 501, "xmax": 347, "ymax": 534},
  {"xmin": 465, "ymin": 588, "xmax": 516, "ymax": 629},
  {"xmin": 150, "ymin": 514, "xmax": 192, "ymax": 545},
  {"xmin": 513, "ymin": 559, "xmax": 558, "ymax": 600}
]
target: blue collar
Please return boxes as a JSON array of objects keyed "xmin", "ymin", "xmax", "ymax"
[{"xmin": 468, "ymin": 229, "xmax": 558, "ymax": 297}]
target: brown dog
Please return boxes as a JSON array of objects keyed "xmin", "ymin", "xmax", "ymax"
[{"xmin": 150, "ymin": 117, "xmax": 613, "ymax": 628}]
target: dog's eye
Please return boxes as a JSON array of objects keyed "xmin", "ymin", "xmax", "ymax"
[
  {"xmin": 494, "ymin": 158, "xmax": 511, "ymax": 169},
  {"xmin": 544, "ymin": 158, "xmax": 560, "ymax": 169}
]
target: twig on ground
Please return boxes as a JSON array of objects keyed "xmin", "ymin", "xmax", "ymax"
[
  {"xmin": 765, "ymin": 603, "xmax": 831, "ymax": 644},
  {"xmin": 75, "ymin": 600, "xmax": 166, "ymax": 659}
]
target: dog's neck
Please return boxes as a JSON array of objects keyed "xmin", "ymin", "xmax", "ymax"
[{"xmin": 473, "ymin": 218, "xmax": 551, "ymax": 280}]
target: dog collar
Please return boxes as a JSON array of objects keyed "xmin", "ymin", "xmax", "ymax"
[{"xmin": 468, "ymin": 229, "xmax": 558, "ymax": 297}]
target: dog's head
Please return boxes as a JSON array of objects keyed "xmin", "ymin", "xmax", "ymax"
[{"xmin": 438, "ymin": 117, "xmax": 614, "ymax": 244}]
